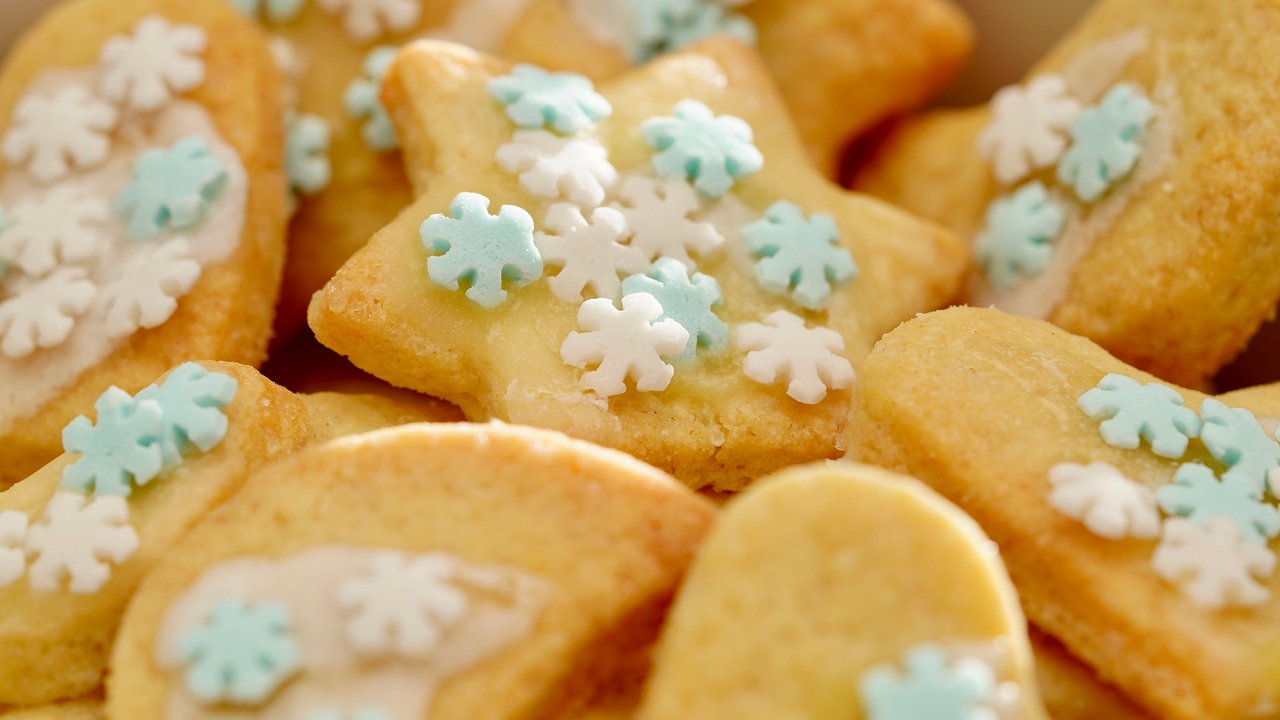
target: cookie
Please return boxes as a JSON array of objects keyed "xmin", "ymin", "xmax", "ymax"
[
  {"xmin": 300, "ymin": 391, "xmax": 464, "ymax": 444},
  {"xmin": 1031, "ymin": 629, "xmax": 1152, "ymax": 720},
  {"xmin": 0, "ymin": 0, "xmax": 288, "ymax": 484},
  {"xmin": 0, "ymin": 700, "xmax": 103, "ymax": 720},
  {"xmin": 0, "ymin": 361, "xmax": 309, "ymax": 705},
  {"xmin": 846, "ymin": 306, "xmax": 1280, "ymax": 719},
  {"xmin": 108, "ymin": 422, "xmax": 716, "ymax": 719},
  {"xmin": 852, "ymin": 0, "xmax": 1280, "ymax": 387},
  {"xmin": 308, "ymin": 38, "xmax": 965, "ymax": 491},
  {"xmin": 502, "ymin": 0, "xmax": 973, "ymax": 176},
  {"xmin": 636, "ymin": 461, "xmax": 1046, "ymax": 719}
]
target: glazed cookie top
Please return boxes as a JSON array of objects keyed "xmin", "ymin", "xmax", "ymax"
[
  {"xmin": 108, "ymin": 422, "xmax": 716, "ymax": 720},
  {"xmin": 310, "ymin": 39, "xmax": 964, "ymax": 491}
]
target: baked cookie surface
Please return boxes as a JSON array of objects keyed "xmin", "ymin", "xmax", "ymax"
[
  {"xmin": 309, "ymin": 38, "xmax": 965, "ymax": 492},
  {"xmin": 0, "ymin": 0, "xmax": 288, "ymax": 483},
  {"xmin": 853, "ymin": 0, "xmax": 1280, "ymax": 387},
  {"xmin": 108, "ymin": 422, "xmax": 716, "ymax": 720}
]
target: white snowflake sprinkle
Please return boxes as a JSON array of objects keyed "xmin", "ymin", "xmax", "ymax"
[
  {"xmin": 0, "ymin": 267, "xmax": 97, "ymax": 359},
  {"xmin": 336, "ymin": 551, "xmax": 470, "ymax": 659},
  {"xmin": 496, "ymin": 130, "xmax": 617, "ymax": 208},
  {"xmin": 1152, "ymin": 517, "xmax": 1275, "ymax": 609},
  {"xmin": 3, "ymin": 85, "xmax": 118, "ymax": 184},
  {"xmin": 611, "ymin": 175, "xmax": 722, "ymax": 267},
  {"xmin": 26, "ymin": 492, "xmax": 139, "ymax": 594},
  {"xmin": 99, "ymin": 16, "xmax": 207, "ymax": 113},
  {"xmin": 561, "ymin": 292, "xmax": 689, "ymax": 397},
  {"xmin": 0, "ymin": 511, "xmax": 28, "ymax": 589},
  {"xmin": 535, "ymin": 203, "xmax": 647, "ymax": 303},
  {"xmin": 977, "ymin": 75, "xmax": 1082, "ymax": 185},
  {"xmin": 317, "ymin": 0, "xmax": 422, "ymax": 41},
  {"xmin": 735, "ymin": 310, "xmax": 854, "ymax": 405},
  {"xmin": 98, "ymin": 238, "xmax": 202, "ymax": 339},
  {"xmin": 0, "ymin": 186, "xmax": 109, "ymax": 276},
  {"xmin": 1048, "ymin": 462, "xmax": 1160, "ymax": 540}
]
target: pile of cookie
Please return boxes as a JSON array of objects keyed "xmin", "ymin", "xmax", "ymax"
[{"xmin": 0, "ymin": 0, "xmax": 1277, "ymax": 718}]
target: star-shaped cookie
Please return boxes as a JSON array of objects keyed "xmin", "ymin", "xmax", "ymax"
[
  {"xmin": 853, "ymin": 0, "xmax": 1280, "ymax": 387},
  {"xmin": 847, "ymin": 306, "xmax": 1280, "ymax": 720},
  {"xmin": 309, "ymin": 38, "xmax": 966, "ymax": 491}
]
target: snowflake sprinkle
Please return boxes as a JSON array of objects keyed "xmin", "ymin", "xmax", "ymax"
[
  {"xmin": 561, "ymin": 292, "xmax": 690, "ymax": 397},
  {"xmin": 860, "ymin": 645, "xmax": 997, "ymax": 720},
  {"xmin": 344, "ymin": 47, "xmax": 400, "ymax": 152},
  {"xmin": 1198, "ymin": 398, "xmax": 1280, "ymax": 495},
  {"xmin": 1152, "ymin": 517, "xmax": 1275, "ymax": 609},
  {"xmin": 496, "ymin": 130, "xmax": 618, "ymax": 208},
  {"xmin": 1048, "ymin": 462, "xmax": 1160, "ymax": 540},
  {"xmin": 61, "ymin": 386, "xmax": 165, "ymax": 498},
  {"xmin": 0, "ymin": 267, "xmax": 97, "ymax": 359},
  {"xmin": 116, "ymin": 135, "xmax": 228, "ymax": 240},
  {"xmin": 535, "ymin": 203, "xmax": 647, "ymax": 303},
  {"xmin": 26, "ymin": 492, "xmax": 139, "ymax": 594},
  {"xmin": 420, "ymin": 192, "xmax": 542, "ymax": 308},
  {"xmin": 735, "ymin": 310, "xmax": 854, "ymax": 405},
  {"xmin": 612, "ymin": 175, "xmax": 722, "ymax": 267},
  {"xmin": 643, "ymin": 99, "xmax": 763, "ymax": 197},
  {"xmin": 336, "ymin": 551, "xmax": 470, "ymax": 659},
  {"xmin": 621, "ymin": 258, "xmax": 726, "ymax": 362},
  {"xmin": 229, "ymin": 0, "xmax": 307, "ymax": 23},
  {"xmin": 180, "ymin": 598, "xmax": 302, "ymax": 704},
  {"xmin": 0, "ymin": 185, "xmax": 110, "ymax": 276},
  {"xmin": 0, "ymin": 511, "xmax": 29, "ymax": 589},
  {"xmin": 286, "ymin": 113, "xmax": 333, "ymax": 197},
  {"xmin": 742, "ymin": 200, "xmax": 856, "ymax": 310},
  {"xmin": 1155, "ymin": 463, "xmax": 1280, "ymax": 544},
  {"xmin": 317, "ymin": 0, "xmax": 422, "ymax": 42},
  {"xmin": 99, "ymin": 16, "xmax": 207, "ymax": 113},
  {"xmin": 1057, "ymin": 83, "xmax": 1154, "ymax": 203},
  {"xmin": 488, "ymin": 64, "xmax": 612, "ymax": 135},
  {"xmin": 135, "ymin": 362, "xmax": 238, "ymax": 468},
  {"xmin": 98, "ymin": 238, "xmax": 202, "ymax": 339},
  {"xmin": 1077, "ymin": 374, "xmax": 1201, "ymax": 459},
  {"xmin": 977, "ymin": 75, "xmax": 1082, "ymax": 185},
  {"xmin": 3, "ymin": 84, "xmax": 118, "ymax": 184},
  {"xmin": 974, "ymin": 182, "xmax": 1067, "ymax": 292},
  {"xmin": 632, "ymin": 0, "xmax": 756, "ymax": 62}
]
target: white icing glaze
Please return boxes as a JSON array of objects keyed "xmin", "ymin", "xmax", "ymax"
[
  {"xmin": 156, "ymin": 545, "xmax": 548, "ymax": 720},
  {"xmin": 0, "ymin": 68, "xmax": 247, "ymax": 434},
  {"xmin": 421, "ymin": 0, "xmax": 537, "ymax": 53},
  {"xmin": 565, "ymin": 0, "xmax": 634, "ymax": 51},
  {"xmin": 1060, "ymin": 29, "xmax": 1149, "ymax": 104}
]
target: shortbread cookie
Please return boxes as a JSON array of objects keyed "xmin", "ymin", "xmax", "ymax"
[
  {"xmin": 0, "ymin": 362, "xmax": 309, "ymax": 705},
  {"xmin": 637, "ymin": 462, "xmax": 1046, "ymax": 720},
  {"xmin": 309, "ymin": 39, "xmax": 965, "ymax": 491},
  {"xmin": 503, "ymin": 0, "xmax": 973, "ymax": 175},
  {"xmin": 301, "ymin": 391, "xmax": 463, "ymax": 443},
  {"xmin": 0, "ymin": 700, "xmax": 103, "ymax": 720},
  {"xmin": 1031, "ymin": 629, "xmax": 1152, "ymax": 720},
  {"xmin": 846, "ymin": 306, "xmax": 1280, "ymax": 719},
  {"xmin": 853, "ymin": 0, "xmax": 1280, "ymax": 386},
  {"xmin": 0, "ymin": 0, "xmax": 288, "ymax": 484},
  {"xmin": 108, "ymin": 422, "xmax": 716, "ymax": 719}
]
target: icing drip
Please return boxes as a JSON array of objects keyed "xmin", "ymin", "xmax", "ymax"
[
  {"xmin": 156, "ymin": 545, "xmax": 547, "ymax": 720},
  {"xmin": 0, "ymin": 68, "xmax": 247, "ymax": 434}
]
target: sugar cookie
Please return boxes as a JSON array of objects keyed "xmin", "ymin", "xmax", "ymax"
[
  {"xmin": 636, "ymin": 461, "xmax": 1046, "ymax": 720},
  {"xmin": 309, "ymin": 39, "xmax": 965, "ymax": 491},
  {"xmin": 846, "ymin": 306, "xmax": 1280, "ymax": 719},
  {"xmin": 300, "ymin": 391, "xmax": 464, "ymax": 443},
  {"xmin": 0, "ymin": 700, "xmax": 103, "ymax": 720},
  {"xmin": 108, "ymin": 422, "xmax": 716, "ymax": 719},
  {"xmin": 0, "ymin": 0, "xmax": 288, "ymax": 484},
  {"xmin": 1030, "ymin": 629, "xmax": 1152, "ymax": 720}
]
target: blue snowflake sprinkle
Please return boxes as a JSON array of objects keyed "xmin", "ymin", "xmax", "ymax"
[
  {"xmin": 488, "ymin": 64, "xmax": 612, "ymax": 135},
  {"xmin": 60, "ymin": 386, "xmax": 164, "ymax": 498},
  {"xmin": 1057, "ymin": 84, "xmax": 1154, "ymax": 202},
  {"xmin": 135, "ymin": 362, "xmax": 237, "ymax": 469},
  {"xmin": 1156, "ymin": 463, "xmax": 1280, "ymax": 544},
  {"xmin": 420, "ymin": 192, "xmax": 543, "ymax": 308},
  {"xmin": 1077, "ymin": 373, "xmax": 1201, "ymax": 459},
  {"xmin": 1198, "ymin": 398, "xmax": 1280, "ymax": 495},
  {"xmin": 179, "ymin": 598, "xmax": 301, "ymax": 705},
  {"xmin": 632, "ymin": 0, "xmax": 756, "ymax": 62},
  {"xmin": 742, "ymin": 200, "xmax": 857, "ymax": 310},
  {"xmin": 644, "ymin": 99, "xmax": 763, "ymax": 198},
  {"xmin": 860, "ymin": 645, "xmax": 996, "ymax": 720},
  {"xmin": 975, "ymin": 182, "xmax": 1066, "ymax": 292},
  {"xmin": 286, "ymin": 113, "xmax": 332, "ymax": 197},
  {"xmin": 229, "ymin": 0, "xmax": 305, "ymax": 23},
  {"xmin": 116, "ymin": 136, "xmax": 228, "ymax": 240},
  {"xmin": 344, "ymin": 47, "xmax": 399, "ymax": 152},
  {"xmin": 621, "ymin": 257, "xmax": 726, "ymax": 362}
]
